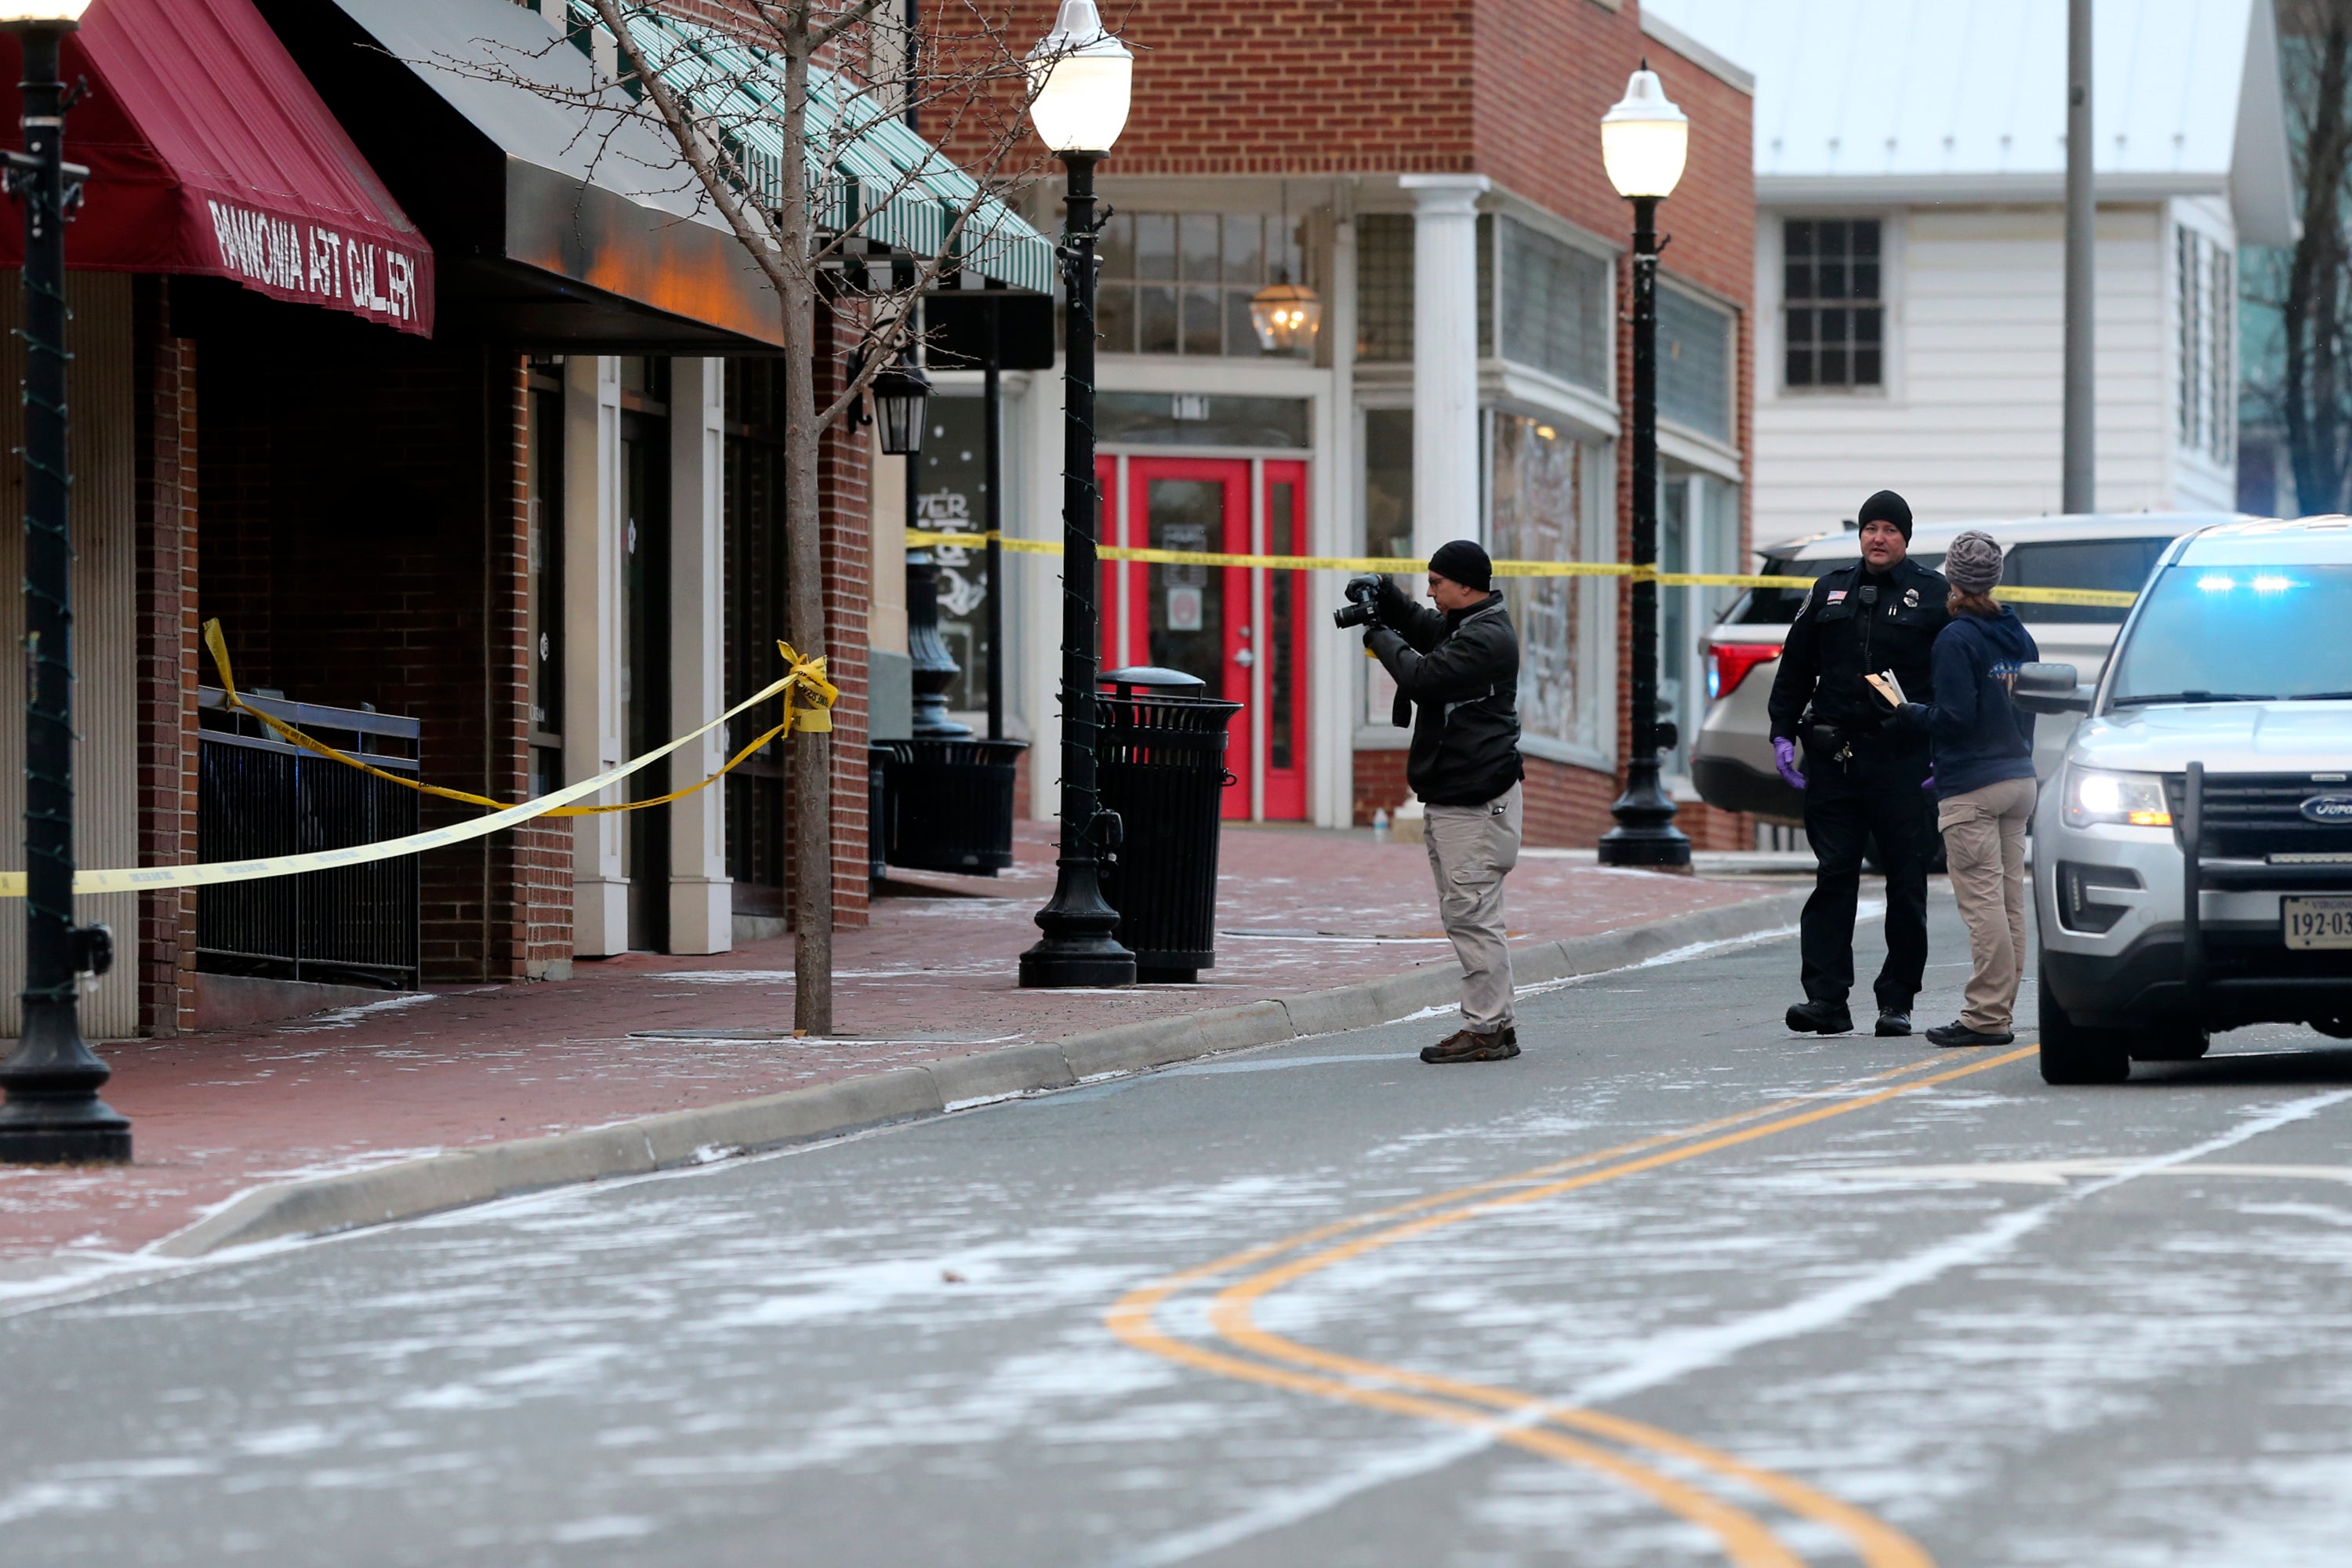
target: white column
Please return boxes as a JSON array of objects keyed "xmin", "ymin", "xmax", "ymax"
[
  {"xmin": 564, "ymin": 354, "xmax": 627, "ymax": 956},
  {"xmin": 668, "ymin": 358, "xmax": 731, "ymax": 954},
  {"xmin": 1313, "ymin": 201, "xmax": 1359, "ymax": 829},
  {"xmin": 1398, "ymin": 174, "xmax": 1489, "ymax": 561}
]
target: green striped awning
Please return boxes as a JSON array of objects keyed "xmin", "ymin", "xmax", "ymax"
[{"xmin": 613, "ymin": 10, "xmax": 1054, "ymax": 295}]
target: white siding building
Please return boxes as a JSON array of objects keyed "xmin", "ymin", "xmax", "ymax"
[{"xmin": 1646, "ymin": 0, "xmax": 2296, "ymax": 547}]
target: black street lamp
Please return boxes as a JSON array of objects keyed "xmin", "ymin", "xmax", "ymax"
[
  {"xmin": 0, "ymin": 0, "xmax": 129, "ymax": 1165},
  {"xmin": 1595, "ymin": 64, "xmax": 1693, "ymax": 871},
  {"xmin": 1018, "ymin": 0, "xmax": 1135, "ymax": 989}
]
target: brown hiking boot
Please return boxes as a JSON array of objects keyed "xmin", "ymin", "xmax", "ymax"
[{"xmin": 1421, "ymin": 1025, "xmax": 1520, "ymax": 1064}]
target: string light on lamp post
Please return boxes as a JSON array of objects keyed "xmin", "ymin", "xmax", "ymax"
[
  {"xmin": 1595, "ymin": 61, "xmax": 1693, "ymax": 871},
  {"xmin": 0, "ymin": 0, "xmax": 130, "ymax": 1165},
  {"xmin": 1018, "ymin": 0, "xmax": 1137, "ymax": 989}
]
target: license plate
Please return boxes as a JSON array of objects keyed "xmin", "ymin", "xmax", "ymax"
[{"xmin": 2284, "ymin": 896, "xmax": 2352, "ymax": 949}]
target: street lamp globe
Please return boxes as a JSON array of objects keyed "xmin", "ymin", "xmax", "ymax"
[
  {"xmin": 1600, "ymin": 64, "xmax": 1688, "ymax": 200},
  {"xmin": 0, "ymin": 0, "xmax": 93, "ymax": 23},
  {"xmin": 1026, "ymin": 0, "xmax": 1131, "ymax": 154},
  {"xmin": 870, "ymin": 360, "xmax": 931, "ymax": 457}
]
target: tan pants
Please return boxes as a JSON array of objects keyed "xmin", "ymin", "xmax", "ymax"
[
  {"xmin": 1937, "ymin": 776, "xmax": 2038, "ymax": 1033},
  {"xmin": 1424, "ymin": 783, "xmax": 1523, "ymax": 1034}
]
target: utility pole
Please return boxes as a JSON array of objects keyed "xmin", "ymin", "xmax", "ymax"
[{"xmin": 2063, "ymin": 0, "xmax": 2096, "ymax": 514}]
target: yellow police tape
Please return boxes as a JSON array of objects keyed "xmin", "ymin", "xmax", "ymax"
[
  {"xmin": 905, "ymin": 529, "xmax": 2141, "ymax": 608},
  {"xmin": 0, "ymin": 634, "xmax": 839, "ymax": 899}
]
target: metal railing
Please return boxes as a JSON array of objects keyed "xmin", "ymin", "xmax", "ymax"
[{"xmin": 195, "ymin": 688, "xmax": 421, "ymax": 990}]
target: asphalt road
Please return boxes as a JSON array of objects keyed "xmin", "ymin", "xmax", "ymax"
[{"xmin": 6, "ymin": 891, "xmax": 2352, "ymax": 1567}]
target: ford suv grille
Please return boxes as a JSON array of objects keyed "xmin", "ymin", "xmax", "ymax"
[{"xmin": 2163, "ymin": 772, "xmax": 2352, "ymax": 858}]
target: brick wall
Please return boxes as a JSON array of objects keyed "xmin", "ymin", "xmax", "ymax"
[
  {"xmin": 132, "ymin": 279, "xmax": 199, "ymax": 1036},
  {"xmin": 1352, "ymin": 747, "xmax": 1407, "ymax": 828},
  {"xmin": 191, "ymin": 289, "xmax": 546, "ymax": 985},
  {"xmin": 813, "ymin": 287, "xmax": 873, "ymax": 928},
  {"xmin": 1523, "ymin": 756, "xmax": 1620, "ymax": 847},
  {"xmin": 489, "ymin": 358, "xmax": 574, "ymax": 975}
]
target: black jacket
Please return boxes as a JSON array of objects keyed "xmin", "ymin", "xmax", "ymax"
[
  {"xmin": 1367, "ymin": 592, "xmax": 1524, "ymax": 807},
  {"xmin": 1767, "ymin": 554, "xmax": 1951, "ymax": 748},
  {"xmin": 1907, "ymin": 608, "xmax": 2039, "ymax": 799}
]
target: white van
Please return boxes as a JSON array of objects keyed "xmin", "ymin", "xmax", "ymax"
[{"xmin": 1690, "ymin": 513, "xmax": 2249, "ymax": 824}]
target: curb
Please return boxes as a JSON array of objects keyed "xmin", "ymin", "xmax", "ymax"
[{"xmin": 154, "ymin": 888, "xmax": 1809, "ymax": 1259}]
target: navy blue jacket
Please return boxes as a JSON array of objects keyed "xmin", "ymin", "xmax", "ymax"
[{"xmin": 1906, "ymin": 608, "xmax": 2039, "ymax": 800}]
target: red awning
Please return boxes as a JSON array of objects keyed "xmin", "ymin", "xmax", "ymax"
[{"xmin": 0, "ymin": 0, "xmax": 433, "ymax": 336}]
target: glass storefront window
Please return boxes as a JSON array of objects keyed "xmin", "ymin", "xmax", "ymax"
[
  {"xmin": 1661, "ymin": 462, "xmax": 1742, "ymax": 780},
  {"xmin": 1490, "ymin": 413, "xmax": 1606, "ymax": 758},
  {"xmin": 1659, "ymin": 288, "xmax": 1734, "ymax": 441},
  {"xmin": 1097, "ymin": 392, "xmax": 1308, "ymax": 448},
  {"xmin": 916, "ymin": 394, "xmax": 991, "ymax": 713},
  {"xmin": 1096, "ymin": 211, "xmax": 1313, "ymax": 359},
  {"xmin": 1360, "ymin": 407, "xmax": 1415, "ymax": 725},
  {"xmin": 1499, "ymin": 219, "xmax": 1610, "ymax": 394}
]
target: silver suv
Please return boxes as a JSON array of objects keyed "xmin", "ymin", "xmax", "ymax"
[
  {"xmin": 2020, "ymin": 517, "xmax": 2352, "ymax": 1083},
  {"xmin": 1693, "ymin": 514, "xmax": 2243, "ymax": 822}
]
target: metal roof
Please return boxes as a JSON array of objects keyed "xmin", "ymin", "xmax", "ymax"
[
  {"xmin": 621, "ymin": 13, "xmax": 1054, "ymax": 294},
  {"xmin": 1642, "ymin": 0, "xmax": 2296, "ymax": 243}
]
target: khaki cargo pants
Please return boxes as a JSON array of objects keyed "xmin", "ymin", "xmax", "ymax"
[
  {"xmin": 1937, "ymin": 775, "xmax": 2038, "ymax": 1033},
  {"xmin": 1424, "ymin": 782, "xmax": 1523, "ymax": 1036}
]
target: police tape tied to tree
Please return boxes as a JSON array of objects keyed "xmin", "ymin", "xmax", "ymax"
[{"xmin": 0, "ymin": 621, "xmax": 838, "ymax": 898}]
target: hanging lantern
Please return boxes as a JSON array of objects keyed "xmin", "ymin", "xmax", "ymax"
[
  {"xmin": 869, "ymin": 359, "xmax": 932, "ymax": 456},
  {"xmin": 1248, "ymin": 276, "xmax": 1323, "ymax": 354}
]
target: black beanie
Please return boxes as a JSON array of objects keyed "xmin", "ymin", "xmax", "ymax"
[
  {"xmin": 1428, "ymin": 539, "xmax": 1493, "ymax": 591},
  {"xmin": 1857, "ymin": 489, "xmax": 1913, "ymax": 540}
]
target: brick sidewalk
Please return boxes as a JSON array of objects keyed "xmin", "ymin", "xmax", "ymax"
[{"xmin": 0, "ymin": 822, "xmax": 1787, "ymax": 1262}]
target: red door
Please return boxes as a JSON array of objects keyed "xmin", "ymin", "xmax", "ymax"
[
  {"xmin": 1098, "ymin": 456, "xmax": 1309, "ymax": 821},
  {"xmin": 1257, "ymin": 461, "xmax": 1310, "ymax": 820}
]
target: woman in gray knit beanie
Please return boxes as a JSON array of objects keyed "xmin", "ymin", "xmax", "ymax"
[
  {"xmin": 1944, "ymin": 528, "xmax": 2005, "ymax": 603},
  {"xmin": 1896, "ymin": 529, "xmax": 2042, "ymax": 1046}
]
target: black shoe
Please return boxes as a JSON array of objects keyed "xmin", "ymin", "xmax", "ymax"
[
  {"xmin": 1421, "ymin": 1026, "xmax": 1521, "ymax": 1064},
  {"xmin": 1926, "ymin": 1021, "xmax": 2014, "ymax": 1047},
  {"xmin": 1785, "ymin": 999, "xmax": 1854, "ymax": 1035},
  {"xmin": 1875, "ymin": 1009, "xmax": 1913, "ymax": 1037}
]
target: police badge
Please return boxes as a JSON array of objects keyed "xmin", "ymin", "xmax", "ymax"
[{"xmin": 1903, "ymin": 587, "xmax": 1920, "ymax": 608}]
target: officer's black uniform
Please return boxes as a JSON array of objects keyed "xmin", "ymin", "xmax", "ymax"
[{"xmin": 1767, "ymin": 550, "xmax": 1951, "ymax": 1016}]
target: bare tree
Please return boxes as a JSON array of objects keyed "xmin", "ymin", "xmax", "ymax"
[
  {"xmin": 2266, "ymin": 0, "xmax": 2352, "ymax": 512},
  {"xmin": 448, "ymin": 0, "xmax": 1058, "ymax": 1031}
]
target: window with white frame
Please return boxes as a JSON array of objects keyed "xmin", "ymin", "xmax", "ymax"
[
  {"xmin": 1094, "ymin": 212, "xmax": 1315, "ymax": 359},
  {"xmin": 1782, "ymin": 218, "xmax": 1882, "ymax": 390},
  {"xmin": 1659, "ymin": 286, "xmax": 1734, "ymax": 441},
  {"xmin": 1490, "ymin": 413, "xmax": 1608, "ymax": 758},
  {"xmin": 2176, "ymin": 225, "xmax": 2235, "ymax": 463},
  {"xmin": 1658, "ymin": 463, "xmax": 1742, "ymax": 781},
  {"xmin": 1498, "ymin": 218, "xmax": 1610, "ymax": 394}
]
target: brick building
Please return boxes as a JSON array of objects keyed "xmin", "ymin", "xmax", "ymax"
[
  {"xmin": 0, "ymin": 0, "xmax": 1041, "ymax": 1037},
  {"xmin": 922, "ymin": 0, "xmax": 1759, "ymax": 848}
]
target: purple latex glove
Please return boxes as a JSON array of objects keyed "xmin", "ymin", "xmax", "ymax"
[
  {"xmin": 1773, "ymin": 736, "xmax": 1806, "ymax": 791},
  {"xmin": 1921, "ymin": 773, "xmax": 1937, "ymax": 793}
]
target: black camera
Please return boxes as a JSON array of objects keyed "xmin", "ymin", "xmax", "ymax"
[{"xmin": 1333, "ymin": 574, "xmax": 1385, "ymax": 630}]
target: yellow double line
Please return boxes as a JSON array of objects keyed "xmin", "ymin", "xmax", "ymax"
[{"xmin": 1109, "ymin": 1045, "xmax": 2038, "ymax": 1566}]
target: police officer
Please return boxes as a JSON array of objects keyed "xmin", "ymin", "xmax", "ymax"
[{"xmin": 1767, "ymin": 489, "xmax": 1950, "ymax": 1036}]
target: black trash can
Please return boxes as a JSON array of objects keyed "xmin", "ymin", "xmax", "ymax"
[
  {"xmin": 880, "ymin": 736, "xmax": 1029, "ymax": 874},
  {"xmin": 1094, "ymin": 666, "xmax": 1241, "ymax": 982}
]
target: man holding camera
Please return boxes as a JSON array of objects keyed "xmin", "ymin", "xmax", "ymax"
[
  {"xmin": 1766, "ymin": 489, "xmax": 1950, "ymax": 1038},
  {"xmin": 1350, "ymin": 540, "xmax": 1526, "ymax": 1065}
]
